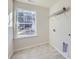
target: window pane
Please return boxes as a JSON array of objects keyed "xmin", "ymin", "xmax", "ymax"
[
  {"xmin": 16, "ymin": 9, "xmax": 37, "ymax": 37},
  {"xmin": 18, "ymin": 12, "xmax": 23, "ymax": 16},
  {"xmin": 24, "ymin": 13, "xmax": 33, "ymax": 23},
  {"xmin": 18, "ymin": 24, "xmax": 25, "ymax": 31},
  {"xmin": 18, "ymin": 17, "xmax": 24, "ymax": 23},
  {"xmin": 25, "ymin": 24, "xmax": 32, "ymax": 29}
]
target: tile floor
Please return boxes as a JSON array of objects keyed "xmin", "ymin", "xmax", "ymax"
[{"xmin": 12, "ymin": 44, "xmax": 65, "ymax": 59}]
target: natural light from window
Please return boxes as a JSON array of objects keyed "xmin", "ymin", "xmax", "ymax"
[{"xmin": 16, "ymin": 9, "xmax": 37, "ymax": 38}]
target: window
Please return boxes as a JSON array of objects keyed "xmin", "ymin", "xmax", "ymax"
[
  {"xmin": 16, "ymin": 9, "xmax": 37, "ymax": 38},
  {"xmin": 8, "ymin": 12, "xmax": 12, "ymax": 27}
]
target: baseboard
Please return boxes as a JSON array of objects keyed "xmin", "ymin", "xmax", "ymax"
[
  {"xmin": 14, "ymin": 41, "xmax": 48, "ymax": 53},
  {"xmin": 51, "ymin": 44, "xmax": 70, "ymax": 59}
]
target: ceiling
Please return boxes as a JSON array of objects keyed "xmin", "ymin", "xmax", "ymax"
[{"xmin": 16, "ymin": 0, "xmax": 60, "ymax": 8}]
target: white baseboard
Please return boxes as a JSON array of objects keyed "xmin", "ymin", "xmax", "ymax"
[
  {"xmin": 14, "ymin": 41, "xmax": 48, "ymax": 53},
  {"xmin": 51, "ymin": 44, "xmax": 70, "ymax": 59}
]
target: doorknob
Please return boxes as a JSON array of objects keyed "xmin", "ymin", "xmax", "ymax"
[
  {"xmin": 68, "ymin": 34, "xmax": 71, "ymax": 36},
  {"xmin": 53, "ymin": 29, "xmax": 56, "ymax": 32}
]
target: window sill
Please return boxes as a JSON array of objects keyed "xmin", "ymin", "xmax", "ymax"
[{"xmin": 15, "ymin": 34, "xmax": 38, "ymax": 39}]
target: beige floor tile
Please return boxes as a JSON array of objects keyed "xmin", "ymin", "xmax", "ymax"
[{"xmin": 12, "ymin": 44, "xmax": 65, "ymax": 59}]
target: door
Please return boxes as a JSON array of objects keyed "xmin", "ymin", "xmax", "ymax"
[{"xmin": 49, "ymin": 11, "xmax": 71, "ymax": 59}]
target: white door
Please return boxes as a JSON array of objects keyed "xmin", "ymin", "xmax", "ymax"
[
  {"xmin": 49, "ymin": 11, "xmax": 71, "ymax": 59},
  {"xmin": 63, "ymin": 10, "xmax": 71, "ymax": 58}
]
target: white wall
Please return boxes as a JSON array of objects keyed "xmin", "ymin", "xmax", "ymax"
[
  {"xmin": 8, "ymin": 0, "xmax": 13, "ymax": 59},
  {"xmin": 13, "ymin": 1, "xmax": 49, "ymax": 51},
  {"xmin": 8, "ymin": 27, "xmax": 13, "ymax": 59},
  {"xmin": 49, "ymin": 0, "xmax": 71, "ymax": 59}
]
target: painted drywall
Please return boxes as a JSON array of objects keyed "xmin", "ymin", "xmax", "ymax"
[
  {"xmin": 13, "ymin": 1, "xmax": 49, "ymax": 51},
  {"xmin": 49, "ymin": 0, "xmax": 71, "ymax": 59},
  {"xmin": 8, "ymin": 0, "xmax": 13, "ymax": 59},
  {"xmin": 8, "ymin": 27, "xmax": 13, "ymax": 59},
  {"xmin": 16, "ymin": 0, "xmax": 59, "ymax": 8}
]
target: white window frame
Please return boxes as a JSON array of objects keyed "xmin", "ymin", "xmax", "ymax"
[{"xmin": 15, "ymin": 9, "xmax": 37, "ymax": 38}]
